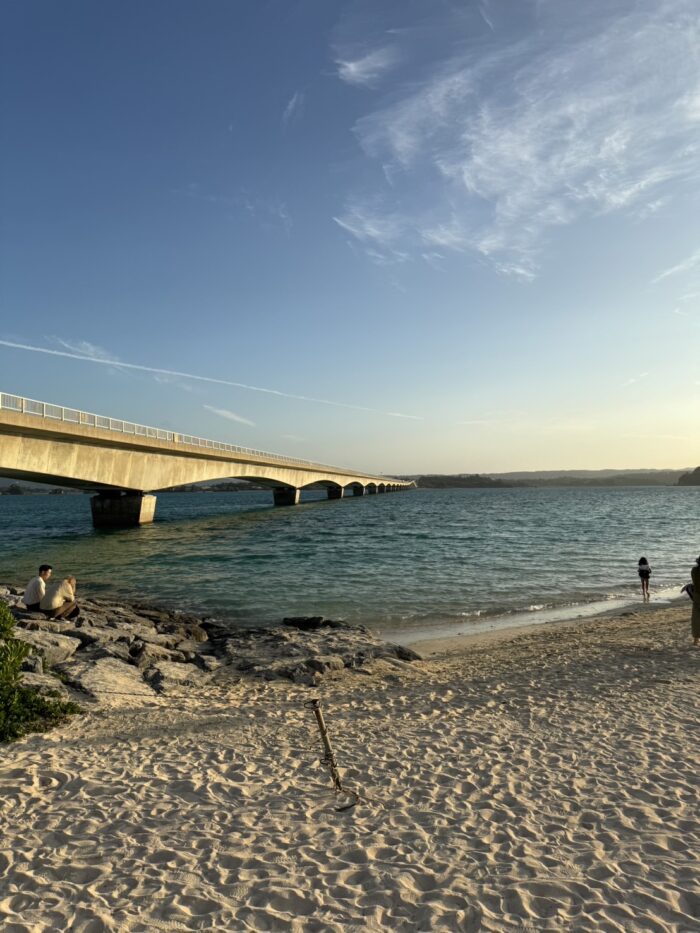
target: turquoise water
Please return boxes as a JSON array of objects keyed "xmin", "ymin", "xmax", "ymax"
[{"xmin": 1, "ymin": 487, "xmax": 698, "ymax": 641}]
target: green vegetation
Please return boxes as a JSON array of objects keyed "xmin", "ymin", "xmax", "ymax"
[
  {"xmin": 417, "ymin": 474, "xmax": 511, "ymax": 488},
  {"xmin": 678, "ymin": 467, "xmax": 700, "ymax": 486},
  {"xmin": 0, "ymin": 603, "xmax": 81, "ymax": 743}
]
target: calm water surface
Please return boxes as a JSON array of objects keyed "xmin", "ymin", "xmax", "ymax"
[{"xmin": 1, "ymin": 487, "xmax": 698, "ymax": 641}]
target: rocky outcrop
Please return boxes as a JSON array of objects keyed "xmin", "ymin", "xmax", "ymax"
[
  {"xmin": 12, "ymin": 629, "xmax": 82, "ymax": 670},
  {"xmin": 206, "ymin": 616, "xmax": 421, "ymax": 686},
  {"xmin": 2, "ymin": 587, "xmax": 421, "ymax": 707}
]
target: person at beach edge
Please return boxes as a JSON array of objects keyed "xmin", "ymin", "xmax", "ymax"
[
  {"xmin": 638, "ymin": 557, "xmax": 651, "ymax": 602},
  {"xmin": 691, "ymin": 557, "xmax": 700, "ymax": 647},
  {"xmin": 40, "ymin": 575, "xmax": 80, "ymax": 620},
  {"xmin": 23, "ymin": 564, "xmax": 53, "ymax": 612}
]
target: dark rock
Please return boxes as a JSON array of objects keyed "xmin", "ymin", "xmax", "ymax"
[
  {"xmin": 21, "ymin": 654, "xmax": 44, "ymax": 674},
  {"xmin": 306, "ymin": 654, "xmax": 346, "ymax": 675},
  {"xmin": 87, "ymin": 643, "xmax": 134, "ymax": 664},
  {"xmin": 283, "ymin": 616, "xmax": 326, "ymax": 631},
  {"xmin": 130, "ymin": 641, "xmax": 187, "ymax": 669}
]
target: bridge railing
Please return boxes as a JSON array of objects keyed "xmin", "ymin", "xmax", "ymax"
[{"xmin": 0, "ymin": 391, "xmax": 403, "ymax": 481}]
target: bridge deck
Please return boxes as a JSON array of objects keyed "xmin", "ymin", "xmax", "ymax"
[{"xmin": 0, "ymin": 393, "xmax": 413, "ymax": 509}]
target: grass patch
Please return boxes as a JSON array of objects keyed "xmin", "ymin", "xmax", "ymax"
[{"xmin": 0, "ymin": 602, "xmax": 81, "ymax": 743}]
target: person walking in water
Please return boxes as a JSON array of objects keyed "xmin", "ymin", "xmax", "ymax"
[
  {"xmin": 691, "ymin": 557, "xmax": 700, "ymax": 647},
  {"xmin": 638, "ymin": 557, "xmax": 651, "ymax": 602}
]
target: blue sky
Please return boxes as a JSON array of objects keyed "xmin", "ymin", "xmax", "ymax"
[{"xmin": 1, "ymin": 0, "xmax": 699, "ymax": 473}]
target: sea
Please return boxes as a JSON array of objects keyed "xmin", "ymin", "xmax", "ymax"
[{"xmin": 1, "ymin": 487, "xmax": 698, "ymax": 644}]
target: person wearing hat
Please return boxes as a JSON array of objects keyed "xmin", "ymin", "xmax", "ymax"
[{"xmin": 691, "ymin": 557, "xmax": 700, "ymax": 647}]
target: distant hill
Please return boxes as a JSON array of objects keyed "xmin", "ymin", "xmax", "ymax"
[
  {"xmin": 416, "ymin": 474, "xmax": 511, "ymax": 489},
  {"xmin": 407, "ymin": 469, "xmax": 689, "ymax": 488},
  {"xmin": 490, "ymin": 469, "xmax": 688, "ymax": 485},
  {"xmin": 677, "ymin": 467, "xmax": 700, "ymax": 486}
]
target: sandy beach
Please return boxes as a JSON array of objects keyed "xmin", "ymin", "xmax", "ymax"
[{"xmin": 1, "ymin": 602, "xmax": 698, "ymax": 932}]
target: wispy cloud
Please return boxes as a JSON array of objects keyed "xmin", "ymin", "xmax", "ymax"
[
  {"xmin": 52, "ymin": 337, "xmax": 119, "ymax": 363},
  {"xmin": 174, "ymin": 184, "xmax": 292, "ymax": 234},
  {"xmin": 336, "ymin": 0, "xmax": 700, "ymax": 276},
  {"xmin": 336, "ymin": 46, "xmax": 400, "ymax": 87},
  {"xmin": 203, "ymin": 405, "xmax": 255, "ymax": 427},
  {"xmin": 652, "ymin": 246, "xmax": 700, "ymax": 284},
  {"xmin": 478, "ymin": 2, "xmax": 495, "ymax": 32},
  {"xmin": 622, "ymin": 371, "xmax": 650, "ymax": 387},
  {"xmin": 282, "ymin": 91, "xmax": 305, "ymax": 127},
  {"xmin": 0, "ymin": 339, "xmax": 423, "ymax": 420},
  {"xmin": 240, "ymin": 192, "xmax": 293, "ymax": 234}
]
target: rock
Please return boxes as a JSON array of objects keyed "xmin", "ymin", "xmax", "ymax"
[
  {"xmin": 131, "ymin": 606, "xmax": 208, "ymax": 642},
  {"xmin": 54, "ymin": 657, "xmax": 157, "ymax": 707},
  {"xmin": 21, "ymin": 654, "xmax": 43, "ymax": 674},
  {"xmin": 15, "ymin": 616, "xmax": 72, "ymax": 634},
  {"xmin": 20, "ymin": 672, "xmax": 73, "ymax": 701},
  {"xmin": 86, "ymin": 642, "xmax": 134, "ymax": 664},
  {"xmin": 282, "ymin": 616, "xmax": 326, "ymax": 631},
  {"xmin": 219, "ymin": 618, "xmax": 421, "ymax": 685},
  {"xmin": 13, "ymin": 630, "xmax": 82, "ymax": 668},
  {"xmin": 142, "ymin": 661, "xmax": 211, "ymax": 694},
  {"xmin": 2, "ymin": 590, "xmax": 423, "ymax": 701},
  {"xmin": 174, "ymin": 638, "xmax": 200, "ymax": 654},
  {"xmin": 196, "ymin": 654, "xmax": 224, "ymax": 673},
  {"xmin": 129, "ymin": 641, "xmax": 186, "ymax": 669},
  {"xmin": 306, "ymin": 654, "xmax": 346, "ymax": 675},
  {"xmin": 60, "ymin": 624, "xmax": 118, "ymax": 649},
  {"xmin": 13, "ymin": 610, "xmax": 48, "ymax": 623}
]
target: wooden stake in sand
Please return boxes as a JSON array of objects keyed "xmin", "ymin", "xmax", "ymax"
[{"xmin": 306, "ymin": 699, "xmax": 359, "ymax": 810}]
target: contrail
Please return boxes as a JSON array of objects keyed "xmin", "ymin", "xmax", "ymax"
[{"xmin": 0, "ymin": 339, "xmax": 423, "ymax": 420}]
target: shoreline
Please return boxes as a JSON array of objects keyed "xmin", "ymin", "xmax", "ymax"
[
  {"xmin": 2, "ymin": 589, "xmax": 698, "ymax": 929},
  {"xmin": 408, "ymin": 593, "xmax": 692, "ymax": 656}
]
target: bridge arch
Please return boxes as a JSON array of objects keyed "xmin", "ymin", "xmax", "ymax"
[{"xmin": 0, "ymin": 395, "xmax": 414, "ymax": 526}]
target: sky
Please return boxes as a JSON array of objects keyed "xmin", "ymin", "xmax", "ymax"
[{"xmin": 1, "ymin": 0, "xmax": 699, "ymax": 474}]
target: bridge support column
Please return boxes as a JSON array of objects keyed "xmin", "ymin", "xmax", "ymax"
[
  {"xmin": 273, "ymin": 486, "xmax": 300, "ymax": 507},
  {"xmin": 352, "ymin": 486, "xmax": 365, "ymax": 496},
  {"xmin": 327, "ymin": 487, "xmax": 344, "ymax": 500},
  {"xmin": 90, "ymin": 491, "xmax": 157, "ymax": 529}
]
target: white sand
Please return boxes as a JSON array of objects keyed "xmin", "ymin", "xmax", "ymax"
[{"xmin": 1, "ymin": 604, "xmax": 698, "ymax": 931}]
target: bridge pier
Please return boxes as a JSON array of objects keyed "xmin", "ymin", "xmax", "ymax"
[
  {"xmin": 90, "ymin": 491, "xmax": 157, "ymax": 529},
  {"xmin": 273, "ymin": 486, "xmax": 300, "ymax": 507},
  {"xmin": 327, "ymin": 487, "xmax": 344, "ymax": 500}
]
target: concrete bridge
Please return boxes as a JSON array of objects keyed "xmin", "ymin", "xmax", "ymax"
[{"xmin": 0, "ymin": 392, "xmax": 414, "ymax": 527}]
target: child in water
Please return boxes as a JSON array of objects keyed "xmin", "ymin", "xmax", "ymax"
[{"xmin": 638, "ymin": 557, "xmax": 651, "ymax": 602}]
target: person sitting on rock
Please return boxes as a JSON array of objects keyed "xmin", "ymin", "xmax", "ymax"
[
  {"xmin": 23, "ymin": 564, "xmax": 53, "ymax": 612},
  {"xmin": 40, "ymin": 575, "xmax": 80, "ymax": 620}
]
